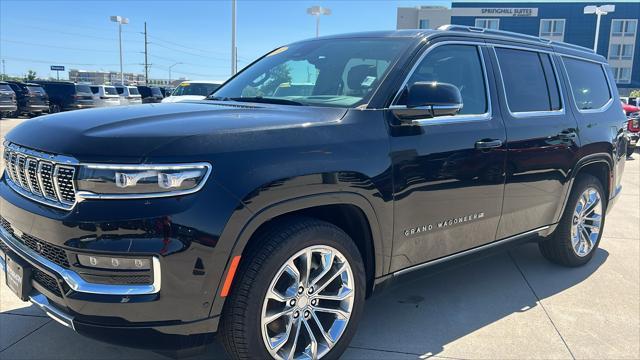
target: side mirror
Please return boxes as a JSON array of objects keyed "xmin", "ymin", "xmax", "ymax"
[{"xmin": 393, "ymin": 81, "xmax": 463, "ymax": 121}]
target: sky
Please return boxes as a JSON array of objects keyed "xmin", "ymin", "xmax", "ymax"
[{"xmin": 0, "ymin": 0, "xmax": 635, "ymax": 81}]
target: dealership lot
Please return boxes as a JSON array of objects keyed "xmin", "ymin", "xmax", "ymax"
[{"xmin": 0, "ymin": 116, "xmax": 638, "ymax": 360}]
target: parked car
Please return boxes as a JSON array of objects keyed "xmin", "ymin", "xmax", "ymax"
[
  {"xmin": 0, "ymin": 81, "xmax": 17, "ymax": 118},
  {"xmin": 90, "ymin": 85, "xmax": 120, "ymax": 107},
  {"xmin": 158, "ymin": 86, "xmax": 173, "ymax": 97},
  {"xmin": 161, "ymin": 80, "xmax": 223, "ymax": 103},
  {"xmin": 627, "ymin": 113, "xmax": 640, "ymax": 157},
  {"xmin": 0, "ymin": 26, "xmax": 627, "ymax": 360},
  {"xmin": 114, "ymin": 85, "xmax": 142, "ymax": 105},
  {"xmin": 30, "ymin": 81, "xmax": 94, "ymax": 112},
  {"xmin": 137, "ymin": 86, "xmax": 164, "ymax": 103},
  {"xmin": 5, "ymin": 81, "xmax": 49, "ymax": 118}
]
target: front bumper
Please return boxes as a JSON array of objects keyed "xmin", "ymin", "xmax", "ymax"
[{"xmin": 0, "ymin": 169, "xmax": 242, "ymax": 349}]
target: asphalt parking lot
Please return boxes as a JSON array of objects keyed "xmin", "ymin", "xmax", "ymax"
[{"xmin": 0, "ymin": 116, "xmax": 638, "ymax": 360}]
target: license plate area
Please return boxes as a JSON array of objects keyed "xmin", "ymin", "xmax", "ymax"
[{"xmin": 5, "ymin": 252, "xmax": 32, "ymax": 301}]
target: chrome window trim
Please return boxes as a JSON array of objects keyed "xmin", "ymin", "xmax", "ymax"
[
  {"xmin": 389, "ymin": 41, "xmax": 492, "ymax": 126},
  {"xmin": 560, "ymin": 56, "xmax": 614, "ymax": 114},
  {"xmin": 0, "ymin": 226, "xmax": 161, "ymax": 295},
  {"xmin": 491, "ymin": 44, "xmax": 566, "ymax": 118}
]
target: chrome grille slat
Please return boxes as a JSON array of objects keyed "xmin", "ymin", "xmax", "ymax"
[{"xmin": 2, "ymin": 144, "xmax": 77, "ymax": 210}]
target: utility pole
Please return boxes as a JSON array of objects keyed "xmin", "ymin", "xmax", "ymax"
[
  {"xmin": 231, "ymin": 0, "xmax": 237, "ymax": 76},
  {"xmin": 1, "ymin": 59, "xmax": 5, "ymax": 80},
  {"xmin": 144, "ymin": 22, "xmax": 149, "ymax": 84}
]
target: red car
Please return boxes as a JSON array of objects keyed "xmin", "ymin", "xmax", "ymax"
[{"xmin": 623, "ymin": 101, "xmax": 639, "ymax": 156}]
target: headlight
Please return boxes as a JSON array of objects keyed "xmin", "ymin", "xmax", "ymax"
[{"xmin": 76, "ymin": 163, "xmax": 211, "ymax": 199}]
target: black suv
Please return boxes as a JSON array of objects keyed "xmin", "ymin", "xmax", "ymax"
[
  {"xmin": 0, "ymin": 27, "xmax": 627, "ymax": 360},
  {"xmin": 6, "ymin": 81, "xmax": 49, "ymax": 117},
  {"xmin": 137, "ymin": 85, "xmax": 164, "ymax": 103},
  {"xmin": 30, "ymin": 81, "xmax": 94, "ymax": 113},
  {"xmin": 0, "ymin": 81, "xmax": 17, "ymax": 118}
]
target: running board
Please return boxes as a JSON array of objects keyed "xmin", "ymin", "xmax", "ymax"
[{"xmin": 392, "ymin": 226, "xmax": 550, "ymax": 277}]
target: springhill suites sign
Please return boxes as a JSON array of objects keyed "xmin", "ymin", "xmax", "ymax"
[{"xmin": 453, "ymin": 8, "xmax": 539, "ymax": 17}]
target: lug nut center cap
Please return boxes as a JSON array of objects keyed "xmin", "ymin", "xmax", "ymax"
[{"xmin": 297, "ymin": 296, "xmax": 309, "ymax": 308}]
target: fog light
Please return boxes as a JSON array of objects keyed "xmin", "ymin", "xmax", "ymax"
[{"xmin": 77, "ymin": 254, "xmax": 151, "ymax": 270}]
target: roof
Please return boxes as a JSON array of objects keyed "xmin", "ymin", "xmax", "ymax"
[{"xmin": 304, "ymin": 25, "xmax": 600, "ymax": 61}]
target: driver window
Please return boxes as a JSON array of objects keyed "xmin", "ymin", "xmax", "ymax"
[{"xmin": 397, "ymin": 44, "xmax": 488, "ymax": 115}]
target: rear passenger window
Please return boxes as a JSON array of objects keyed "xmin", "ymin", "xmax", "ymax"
[
  {"xmin": 562, "ymin": 57, "xmax": 611, "ymax": 110},
  {"xmin": 398, "ymin": 44, "xmax": 487, "ymax": 115},
  {"xmin": 495, "ymin": 48, "xmax": 561, "ymax": 113}
]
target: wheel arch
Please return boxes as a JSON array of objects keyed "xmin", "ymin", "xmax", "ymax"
[
  {"xmin": 209, "ymin": 192, "xmax": 385, "ymax": 319},
  {"xmin": 555, "ymin": 153, "xmax": 613, "ymax": 223}
]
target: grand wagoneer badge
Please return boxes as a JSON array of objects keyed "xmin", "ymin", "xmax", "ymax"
[{"xmin": 404, "ymin": 212, "xmax": 485, "ymax": 237}]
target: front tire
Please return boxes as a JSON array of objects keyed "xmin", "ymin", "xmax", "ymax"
[
  {"xmin": 539, "ymin": 174, "xmax": 606, "ymax": 267},
  {"xmin": 220, "ymin": 217, "xmax": 366, "ymax": 360}
]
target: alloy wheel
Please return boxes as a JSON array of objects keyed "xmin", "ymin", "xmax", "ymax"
[
  {"xmin": 571, "ymin": 187, "xmax": 603, "ymax": 257},
  {"xmin": 260, "ymin": 245, "xmax": 355, "ymax": 360}
]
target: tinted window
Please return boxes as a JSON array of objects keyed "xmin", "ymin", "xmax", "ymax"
[
  {"xmin": 0, "ymin": 84, "xmax": 12, "ymax": 92},
  {"xmin": 27, "ymin": 86, "xmax": 45, "ymax": 95},
  {"xmin": 495, "ymin": 48, "xmax": 561, "ymax": 113},
  {"xmin": 104, "ymin": 87, "xmax": 118, "ymax": 95},
  {"xmin": 398, "ymin": 44, "xmax": 487, "ymax": 115},
  {"xmin": 128, "ymin": 87, "xmax": 140, "ymax": 95},
  {"xmin": 563, "ymin": 57, "xmax": 611, "ymax": 110},
  {"xmin": 115, "ymin": 87, "xmax": 124, "ymax": 95},
  {"xmin": 75, "ymin": 85, "xmax": 92, "ymax": 94},
  {"xmin": 137, "ymin": 87, "xmax": 151, "ymax": 97},
  {"xmin": 151, "ymin": 87, "xmax": 163, "ymax": 96},
  {"xmin": 90, "ymin": 86, "xmax": 99, "ymax": 94}
]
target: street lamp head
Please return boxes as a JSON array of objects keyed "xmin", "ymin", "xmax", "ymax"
[
  {"xmin": 307, "ymin": 6, "xmax": 331, "ymax": 16},
  {"xmin": 110, "ymin": 15, "xmax": 129, "ymax": 24},
  {"xmin": 583, "ymin": 4, "xmax": 615, "ymax": 15}
]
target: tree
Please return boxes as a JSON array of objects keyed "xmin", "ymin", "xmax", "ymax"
[
  {"xmin": 630, "ymin": 89, "xmax": 640, "ymax": 98},
  {"xmin": 242, "ymin": 64, "xmax": 292, "ymax": 97},
  {"xmin": 25, "ymin": 70, "xmax": 37, "ymax": 81}
]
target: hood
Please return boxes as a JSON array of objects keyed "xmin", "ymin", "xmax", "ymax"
[
  {"xmin": 161, "ymin": 95, "xmax": 205, "ymax": 103},
  {"xmin": 6, "ymin": 101, "xmax": 347, "ymax": 163}
]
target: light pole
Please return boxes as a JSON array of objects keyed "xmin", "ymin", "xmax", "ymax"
[
  {"xmin": 169, "ymin": 62, "xmax": 183, "ymax": 85},
  {"xmin": 307, "ymin": 6, "xmax": 331, "ymax": 38},
  {"xmin": 584, "ymin": 5, "xmax": 615, "ymax": 53},
  {"xmin": 110, "ymin": 15, "xmax": 129, "ymax": 85},
  {"xmin": 231, "ymin": 0, "xmax": 237, "ymax": 76}
]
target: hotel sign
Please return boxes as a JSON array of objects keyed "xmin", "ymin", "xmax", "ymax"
[{"xmin": 453, "ymin": 8, "xmax": 538, "ymax": 17}]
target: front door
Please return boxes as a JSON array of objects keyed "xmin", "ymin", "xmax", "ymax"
[{"xmin": 388, "ymin": 42, "xmax": 507, "ymax": 272}]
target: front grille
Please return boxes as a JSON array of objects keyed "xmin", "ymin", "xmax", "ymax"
[
  {"xmin": 0, "ymin": 216, "xmax": 70, "ymax": 268},
  {"xmin": 33, "ymin": 269, "xmax": 63, "ymax": 297},
  {"xmin": 0, "ymin": 240, "xmax": 9, "ymax": 254},
  {"xmin": 3, "ymin": 144, "xmax": 77, "ymax": 209}
]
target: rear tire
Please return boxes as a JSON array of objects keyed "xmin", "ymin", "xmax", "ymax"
[
  {"xmin": 220, "ymin": 217, "xmax": 366, "ymax": 360},
  {"xmin": 539, "ymin": 174, "xmax": 606, "ymax": 267},
  {"xmin": 50, "ymin": 104, "xmax": 61, "ymax": 113}
]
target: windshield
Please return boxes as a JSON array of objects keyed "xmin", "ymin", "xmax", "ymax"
[
  {"xmin": 212, "ymin": 38, "xmax": 411, "ymax": 108},
  {"xmin": 128, "ymin": 87, "xmax": 140, "ymax": 95},
  {"xmin": 104, "ymin": 86, "xmax": 118, "ymax": 95},
  {"xmin": 151, "ymin": 87, "xmax": 163, "ymax": 96},
  {"xmin": 172, "ymin": 82, "xmax": 221, "ymax": 97},
  {"xmin": 0, "ymin": 84, "xmax": 14, "ymax": 92}
]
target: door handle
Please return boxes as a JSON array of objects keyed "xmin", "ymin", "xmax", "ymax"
[{"xmin": 475, "ymin": 139, "xmax": 503, "ymax": 149}]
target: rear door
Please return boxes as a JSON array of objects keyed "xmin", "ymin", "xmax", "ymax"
[
  {"xmin": 489, "ymin": 44, "xmax": 580, "ymax": 239},
  {"xmin": 389, "ymin": 41, "xmax": 508, "ymax": 272}
]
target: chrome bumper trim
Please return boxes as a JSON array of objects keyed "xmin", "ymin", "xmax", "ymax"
[
  {"xmin": 30, "ymin": 293, "xmax": 75, "ymax": 330},
  {"xmin": 0, "ymin": 226, "xmax": 161, "ymax": 295}
]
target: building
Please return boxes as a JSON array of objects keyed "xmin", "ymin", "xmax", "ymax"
[
  {"xmin": 68, "ymin": 69, "xmax": 177, "ymax": 86},
  {"xmin": 397, "ymin": 2, "xmax": 640, "ymax": 95}
]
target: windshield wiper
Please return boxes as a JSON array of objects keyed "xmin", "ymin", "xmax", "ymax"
[{"xmin": 207, "ymin": 96, "xmax": 305, "ymax": 106}]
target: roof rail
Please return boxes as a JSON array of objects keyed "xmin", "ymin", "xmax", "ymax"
[{"xmin": 437, "ymin": 24, "xmax": 595, "ymax": 53}]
